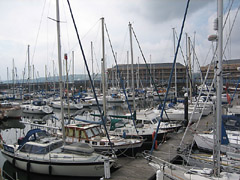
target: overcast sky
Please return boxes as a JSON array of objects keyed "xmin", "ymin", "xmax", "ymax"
[{"xmin": 0, "ymin": 0, "xmax": 239, "ymax": 81}]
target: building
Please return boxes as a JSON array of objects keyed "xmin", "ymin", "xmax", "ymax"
[
  {"xmin": 107, "ymin": 62, "xmax": 187, "ymax": 89},
  {"xmin": 200, "ymin": 59, "xmax": 240, "ymax": 86}
]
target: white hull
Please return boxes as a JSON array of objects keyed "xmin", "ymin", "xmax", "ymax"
[
  {"xmin": 21, "ymin": 105, "xmax": 53, "ymax": 114},
  {"xmin": 194, "ymin": 133, "xmax": 240, "ymax": 153},
  {"xmin": 157, "ymin": 109, "xmax": 201, "ymax": 122},
  {"xmin": 1, "ymin": 151, "xmax": 106, "ymax": 177},
  {"xmin": 51, "ymin": 101, "xmax": 83, "ymax": 110},
  {"xmin": 4, "ymin": 108, "xmax": 22, "ymax": 118}
]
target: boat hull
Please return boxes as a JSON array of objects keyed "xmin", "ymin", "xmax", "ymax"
[{"xmin": 1, "ymin": 150, "xmax": 107, "ymax": 177}]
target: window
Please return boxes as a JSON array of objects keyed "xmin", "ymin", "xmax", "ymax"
[
  {"xmin": 152, "ymin": 119, "xmax": 158, "ymax": 124},
  {"xmin": 81, "ymin": 131, "xmax": 86, "ymax": 139},
  {"xmin": 123, "ymin": 130, "xmax": 129, "ymax": 133},
  {"xmin": 50, "ymin": 141, "xmax": 63, "ymax": 151},
  {"xmin": 92, "ymin": 127, "xmax": 99, "ymax": 136},
  {"xmin": 144, "ymin": 120, "xmax": 151, "ymax": 124},
  {"xmin": 85, "ymin": 129, "xmax": 94, "ymax": 138},
  {"xmin": 20, "ymin": 144, "xmax": 32, "ymax": 153},
  {"xmin": 136, "ymin": 120, "xmax": 142, "ymax": 124},
  {"xmin": 68, "ymin": 128, "xmax": 74, "ymax": 137},
  {"xmin": 75, "ymin": 130, "xmax": 80, "ymax": 138},
  {"xmin": 31, "ymin": 145, "xmax": 48, "ymax": 154}
]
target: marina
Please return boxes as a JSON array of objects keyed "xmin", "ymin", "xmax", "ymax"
[{"xmin": 0, "ymin": 0, "xmax": 240, "ymax": 179}]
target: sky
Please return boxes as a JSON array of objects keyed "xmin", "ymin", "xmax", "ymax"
[{"xmin": 0, "ymin": 0, "xmax": 239, "ymax": 81}]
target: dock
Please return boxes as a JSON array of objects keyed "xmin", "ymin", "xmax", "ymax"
[{"xmin": 110, "ymin": 113, "xmax": 213, "ymax": 180}]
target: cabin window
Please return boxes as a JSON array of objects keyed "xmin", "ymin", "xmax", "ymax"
[
  {"xmin": 50, "ymin": 141, "xmax": 63, "ymax": 151},
  {"xmin": 136, "ymin": 120, "xmax": 142, "ymax": 124},
  {"xmin": 31, "ymin": 145, "xmax": 48, "ymax": 154},
  {"xmin": 123, "ymin": 130, "xmax": 129, "ymax": 133},
  {"xmin": 68, "ymin": 128, "xmax": 74, "ymax": 137},
  {"xmin": 115, "ymin": 129, "xmax": 121, "ymax": 133},
  {"xmin": 144, "ymin": 120, "xmax": 151, "ymax": 124},
  {"xmin": 75, "ymin": 130, "xmax": 80, "ymax": 138},
  {"xmin": 85, "ymin": 129, "xmax": 94, "ymax": 138},
  {"xmin": 81, "ymin": 131, "xmax": 86, "ymax": 139},
  {"xmin": 97, "ymin": 127, "xmax": 104, "ymax": 135},
  {"xmin": 152, "ymin": 119, "xmax": 158, "ymax": 124},
  {"xmin": 20, "ymin": 144, "xmax": 49, "ymax": 154},
  {"xmin": 92, "ymin": 127, "xmax": 99, "ymax": 136},
  {"xmin": 20, "ymin": 144, "xmax": 32, "ymax": 153}
]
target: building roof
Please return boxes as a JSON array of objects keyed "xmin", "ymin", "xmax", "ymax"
[
  {"xmin": 223, "ymin": 59, "xmax": 240, "ymax": 65},
  {"xmin": 110, "ymin": 62, "xmax": 185, "ymax": 70}
]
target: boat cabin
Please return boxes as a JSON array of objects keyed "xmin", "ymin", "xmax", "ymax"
[
  {"xmin": 32, "ymin": 100, "xmax": 47, "ymax": 106},
  {"xmin": 19, "ymin": 139, "xmax": 63, "ymax": 154},
  {"xmin": 65, "ymin": 124, "xmax": 112, "ymax": 146}
]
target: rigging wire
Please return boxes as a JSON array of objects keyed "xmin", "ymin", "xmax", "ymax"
[
  {"xmin": 31, "ymin": 0, "xmax": 47, "ymax": 65},
  {"xmin": 150, "ymin": 0, "xmax": 191, "ymax": 154},
  {"xmin": 223, "ymin": 2, "xmax": 240, "ymax": 58},
  {"xmin": 66, "ymin": 0, "xmax": 114, "ymax": 151}
]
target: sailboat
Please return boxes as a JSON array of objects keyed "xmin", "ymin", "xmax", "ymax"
[{"xmin": 1, "ymin": 1, "xmax": 114, "ymax": 177}]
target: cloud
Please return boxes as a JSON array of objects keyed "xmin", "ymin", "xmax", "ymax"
[{"xmin": 0, "ymin": 0, "xmax": 239, "ymax": 81}]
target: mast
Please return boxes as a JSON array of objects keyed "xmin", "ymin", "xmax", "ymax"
[
  {"xmin": 56, "ymin": 0, "xmax": 65, "ymax": 145},
  {"xmin": 173, "ymin": 28, "xmax": 177, "ymax": 98},
  {"xmin": 53, "ymin": 60, "xmax": 56, "ymax": 93},
  {"xmin": 149, "ymin": 55, "xmax": 152, "ymax": 87},
  {"xmin": 72, "ymin": 51, "xmax": 74, "ymax": 92},
  {"xmin": 7, "ymin": 67, "xmax": 9, "ymax": 89},
  {"xmin": 188, "ymin": 36, "xmax": 192, "ymax": 103},
  {"xmin": 45, "ymin": 65, "xmax": 47, "ymax": 93},
  {"xmin": 91, "ymin": 42, "xmax": 94, "ymax": 88},
  {"xmin": 127, "ymin": 51, "xmax": 129, "ymax": 89},
  {"xmin": 214, "ymin": 0, "xmax": 223, "ymax": 176},
  {"xmin": 137, "ymin": 57, "xmax": 140, "ymax": 89},
  {"xmin": 12, "ymin": 59, "xmax": 15, "ymax": 96},
  {"xmin": 32, "ymin": 65, "xmax": 35, "ymax": 92},
  {"xmin": 65, "ymin": 53, "xmax": 70, "ymax": 122},
  {"xmin": 101, "ymin": 17, "xmax": 107, "ymax": 117},
  {"xmin": 27, "ymin": 45, "xmax": 31, "ymax": 93},
  {"xmin": 129, "ymin": 22, "xmax": 135, "ymax": 111},
  {"xmin": 185, "ymin": 33, "xmax": 188, "ymax": 96}
]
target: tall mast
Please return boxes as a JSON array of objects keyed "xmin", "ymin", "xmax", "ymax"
[
  {"xmin": 91, "ymin": 42, "xmax": 94, "ymax": 87},
  {"xmin": 7, "ymin": 67, "xmax": 9, "ymax": 89},
  {"xmin": 129, "ymin": 22, "xmax": 135, "ymax": 111},
  {"xmin": 101, "ymin": 17, "xmax": 107, "ymax": 117},
  {"xmin": 56, "ymin": 0, "xmax": 65, "ymax": 144},
  {"xmin": 214, "ymin": 0, "xmax": 223, "ymax": 176},
  {"xmin": 72, "ymin": 51, "xmax": 74, "ymax": 91},
  {"xmin": 53, "ymin": 60, "xmax": 55, "ymax": 93},
  {"xmin": 12, "ymin": 59, "xmax": 15, "ymax": 96},
  {"xmin": 65, "ymin": 53, "xmax": 70, "ymax": 122},
  {"xmin": 173, "ymin": 28, "xmax": 177, "ymax": 98},
  {"xmin": 185, "ymin": 33, "xmax": 188, "ymax": 96},
  {"xmin": 45, "ymin": 65, "xmax": 47, "ymax": 93},
  {"xmin": 32, "ymin": 65, "xmax": 35, "ymax": 92},
  {"xmin": 27, "ymin": 45, "xmax": 31, "ymax": 93},
  {"xmin": 188, "ymin": 36, "xmax": 192, "ymax": 103},
  {"xmin": 137, "ymin": 57, "xmax": 140, "ymax": 89},
  {"xmin": 149, "ymin": 55, "xmax": 152, "ymax": 87},
  {"xmin": 127, "ymin": 51, "xmax": 129, "ymax": 88}
]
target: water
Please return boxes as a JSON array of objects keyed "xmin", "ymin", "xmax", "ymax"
[{"xmin": 0, "ymin": 99, "xmax": 155, "ymax": 180}]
